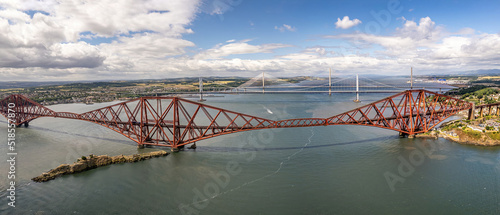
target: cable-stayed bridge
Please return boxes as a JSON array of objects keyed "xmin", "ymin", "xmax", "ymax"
[
  {"xmin": 236, "ymin": 73, "xmax": 452, "ymax": 93},
  {"xmin": 194, "ymin": 73, "xmax": 455, "ymax": 102}
]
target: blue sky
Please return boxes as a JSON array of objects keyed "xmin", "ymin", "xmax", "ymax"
[
  {"xmin": 190, "ymin": 0, "xmax": 499, "ymax": 40},
  {"xmin": 0, "ymin": 0, "xmax": 499, "ymax": 81}
]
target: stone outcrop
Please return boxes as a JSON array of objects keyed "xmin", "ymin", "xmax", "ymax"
[
  {"xmin": 32, "ymin": 150, "xmax": 169, "ymax": 182},
  {"xmin": 444, "ymin": 129, "xmax": 500, "ymax": 146},
  {"xmin": 416, "ymin": 129, "xmax": 500, "ymax": 146},
  {"xmin": 415, "ymin": 131, "xmax": 439, "ymax": 139}
]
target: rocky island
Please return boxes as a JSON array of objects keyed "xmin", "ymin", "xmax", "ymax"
[{"xmin": 32, "ymin": 150, "xmax": 169, "ymax": 182}]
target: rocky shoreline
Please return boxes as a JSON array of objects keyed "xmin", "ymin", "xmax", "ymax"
[
  {"xmin": 32, "ymin": 150, "xmax": 170, "ymax": 182},
  {"xmin": 416, "ymin": 130, "xmax": 500, "ymax": 146}
]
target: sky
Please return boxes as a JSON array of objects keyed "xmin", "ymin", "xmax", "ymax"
[{"xmin": 0, "ymin": 0, "xmax": 499, "ymax": 81}]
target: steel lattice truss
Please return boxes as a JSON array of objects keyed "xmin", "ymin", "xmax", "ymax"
[
  {"xmin": 0, "ymin": 94, "xmax": 55, "ymax": 125},
  {"xmin": 0, "ymin": 90, "xmax": 473, "ymax": 148},
  {"xmin": 324, "ymin": 90, "xmax": 472, "ymax": 134}
]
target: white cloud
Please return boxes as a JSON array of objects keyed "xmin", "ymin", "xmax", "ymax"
[
  {"xmin": 112, "ymin": 17, "xmax": 500, "ymax": 78},
  {"xmin": 325, "ymin": 17, "xmax": 500, "ymax": 73},
  {"xmin": 396, "ymin": 17, "xmax": 443, "ymax": 41},
  {"xmin": 275, "ymin": 24, "xmax": 296, "ymax": 32},
  {"xmin": 328, "ymin": 17, "xmax": 445, "ymax": 56},
  {"xmin": 335, "ymin": 16, "xmax": 361, "ymax": 29},
  {"xmin": 0, "ymin": 8, "xmax": 30, "ymax": 23},
  {"xmin": 0, "ymin": 0, "xmax": 200, "ymax": 77},
  {"xmin": 456, "ymin": 27, "xmax": 475, "ymax": 35},
  {"xmin": 98, "ymin": 33, "xmax": 195, "ymax": 73},
  {"xmin": 0, "ymin": 41, "xmax": 104, "ymax": 69},
  {"xmin": 0, "ymin": 2, "xmax": 498, "ymax": 82},
  {"xmin": 194, "ymin": 40, "xmax": 291, "ymax": 60}
]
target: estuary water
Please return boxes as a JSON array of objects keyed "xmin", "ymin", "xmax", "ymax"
[{"xmin": 1, "ymin": 93, "xmax": 500, "ymax": 214}]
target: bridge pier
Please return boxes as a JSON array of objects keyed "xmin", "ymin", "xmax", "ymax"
[
  {"xmin": 468, "ymin": 104, "xmax": 475, "ymax": 120},
  {"xmin": 353, "ymin": 92, "xmax": 360, "ymax": 103},
  {"xmin": 188, "ymin": 143, "xmax": 197, "ymax": 149},
  {"xmin": 16, "ymin": 121, "xmax": 30, "ymax": 128},
  {"xmin": 399, "ymin": 132, "xmax": 415, "ymax": 138},
  {"xmin": 137, "ymin": 144, "xmax": 145, "ymax": 149},
  {"xmin": 171, "ymin": 145, "xmax": 185, "ymax": 152},
  {"xmin": 199, "ymin": 77, "xmax": 206, "ymax": 102},
  {"xmin": 329, "ymin": 68, "xmax": 332, "ymax": 96}
]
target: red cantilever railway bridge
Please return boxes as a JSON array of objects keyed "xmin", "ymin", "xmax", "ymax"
[{"xmin": 0, "ymin": 90, "xmax": 476, "ymax": 150}]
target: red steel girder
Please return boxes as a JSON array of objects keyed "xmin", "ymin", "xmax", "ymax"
[
  {"xmin": 0, "ymin": 90, "xmax": 474, "ymax": 147},
  {"xmin": 326, "ymin": 90, "xmax": 472, "ymax": 135},
  {"xmin": 0, "ymin": 94, "xmax": 56, "ymax": 125}
]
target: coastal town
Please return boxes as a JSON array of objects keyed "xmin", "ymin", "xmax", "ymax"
[
  {"xmin": 418, "ymin": 83, "xmax": 500, "ymax": 145},
  {"xmin": 0, "ymin": 77, "xmax": 249, "ymax": 105},
  {"xmin": 0, "ymin": 76, "xmax": 315, "ymax": 105},
  {"xmin": 424, "ymin": 115, "xmax": 500, "ymax": 146}
]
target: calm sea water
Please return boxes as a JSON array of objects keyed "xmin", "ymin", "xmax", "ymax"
[{"xmin": 1, "ymin": 93, "xmax": 499, "ymax": 214}]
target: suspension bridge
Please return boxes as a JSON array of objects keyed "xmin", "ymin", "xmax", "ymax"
[{"xmin": 2, "ymin": 89, "xmax": 491, "ymax": 151}]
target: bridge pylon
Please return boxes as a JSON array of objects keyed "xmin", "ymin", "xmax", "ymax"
[{"xmin": 353, "ymin": 74, "xmax": 360, "ymax": 103}]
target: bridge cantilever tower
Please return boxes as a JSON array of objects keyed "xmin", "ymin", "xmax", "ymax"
[{"xmin": 1, "ymin": 90, "xmax": 472, "ymax": 150}]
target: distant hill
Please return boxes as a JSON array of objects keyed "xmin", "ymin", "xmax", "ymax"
[
  {"xmin": 0, "ymin": 81, "xmax": 77, "ymax": 89},
  {"xmin": 427, "ymin": 69, "xmax": 500, "ymax": 76},
  {"xmin": 2, "ymin": 71, "xmax": 500, "ymax": 90},
  {"xmin": 0, "ymin": 77, "xmax": 248, "ymax": 90}
]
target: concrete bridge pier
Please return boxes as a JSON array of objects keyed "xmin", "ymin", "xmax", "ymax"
[{"xmin": 399, "ymin": 132, "xmax": 415, "ymax": 138}]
